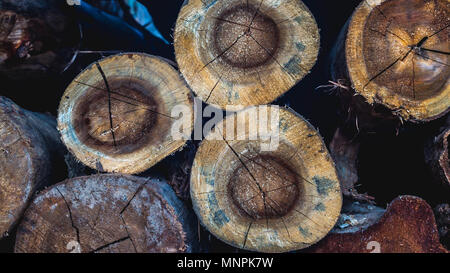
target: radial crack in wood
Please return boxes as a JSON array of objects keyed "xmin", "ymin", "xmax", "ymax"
[
  {"xmin": 190, "ymin": 106, "xmax": 342, "ymax": 252},
  {"xmin": 174, "ymin": 0, "xmax": 320, "ymax": 108},
  {"xmin": 14, "ymin": 174, "xmax": 198, "ymax": 253},
  {"xmin": 331, "ymin": 0, "xmax": 449, "ymax": 122}
]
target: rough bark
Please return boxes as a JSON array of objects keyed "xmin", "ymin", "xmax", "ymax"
[
  {"xmin": 306, "ymin": 196, "xmax": 448, "ymax": 253},
  {"xmin": 0, "ymin": 96, "xmax": 64, "ymax": 238},
  {"xmin": 58, "ymin": 53, "xmax": 194, "ymax": 174},
  {"xmin": 174, "ymin": 0, "xmax": 320, "ymax": 108},
  {"xmin": 190, "ymin": 106, "xmax": 342, "ymax": 253},
  {"xmin": 425, "ymin": 115, "xmax": 449, "ymax": 189},
  {"xmin": 14, "ymin": 174, "xmax": 198, "ymax": 253}
]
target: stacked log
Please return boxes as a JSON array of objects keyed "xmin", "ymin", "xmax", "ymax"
[
  {"xmin": 190, "ymin": 106, "xmax": 342, "ymax": 252},
  {"xmin": 14, "ymin": 174, "xmax": 198, "ymax": 253},
  {"xmin": 57, "ymin": 53, "xmax": 194, "ymax": 174},
  {"xmin": 174, "ymin": 0, "xmax": 320, "ymax": 108},
  {"xmin": 0, "ymin": 96, "xmax": 64, "ymax": 239}
]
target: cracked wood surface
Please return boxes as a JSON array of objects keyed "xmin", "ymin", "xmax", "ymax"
[
  {"xmin": 14, "ymin": 174, "xmax": 198, "ymax": 253},
  {"xmin": 57, "ymin": 53, "xmax": 194, "ymax": 174},
  {"xmin": 332, "ymin": 0, "xmax": 449, "ymax": 122},
  {"xmin": 0, "ymin": 96, "xmax": 63, "ymax": 239},
  {"xmin": 190, "ymin": 106, "xmax": 342, "ymax": 253},
  {"xmin": 174, "ymin": 0, "xmax": 319, "ymax": 108}
]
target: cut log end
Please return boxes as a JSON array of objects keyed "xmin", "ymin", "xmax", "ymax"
[
  {"xmin": 58, "ymin": 53, "xmax": 194, "ymax": 174},
  {"xmin": 191, "ymin": 106, "xmax": 342, "ymax": 253},
  {"xmin": 174, "ymin": 0, "xmax": 319, "ymax": 108},
  {"xmin": 14, "ymin": 174, "xmax": 198, "ymax": 253},
  {"xmin": 344, "ymin": 0, "xmax": 449, "ymax": 121},
  {"xmin": 425, "ymin": 116, "xmax": 450, "ymax": 189},
  {"xmin": 229, "ymin": 155, "xmax": 300, "ymax": 220}
]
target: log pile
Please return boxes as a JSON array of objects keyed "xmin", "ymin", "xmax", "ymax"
[
  {"xmin": 0, "ymin": 0, "xmax": 448, "ymax": 254},
  {"xmin": 58, "ymin": 53, "xmax": 193, "ymax": 174}
]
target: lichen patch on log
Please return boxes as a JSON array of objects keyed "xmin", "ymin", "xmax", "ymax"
[
  {"xmin": 58, "ymin": 53, "xmax": 194, "ymax": 174},
  {"xmin": 191, "ymin": 106, "xmax": 342, "ymax": 253},
  {"xmin": 14, "ymin": 174, "xmax": 197, "ymax": 253},
  {"xmin": 174, "ymin": 0, "xmax": 319, "ymax": 108}
]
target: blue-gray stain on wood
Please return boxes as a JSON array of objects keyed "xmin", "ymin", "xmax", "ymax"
[
  {"xmin": 313, "ymin": 176, "xmax": 335, "ymax": 196},
  {"xmin": 205, "ymin": 176, "xmax": 214, "ymax": 186},
  {"xmin": 295, "ymin": 42, "xmax": 305, "ymax": 52},
  {"xmin": 203, "ymin": 0, "xmax": 217, "ymax": 9},
  {"xmin": 298, "ymin": 226, "xmax": 310, "ymax": 237},
  {"xmin": 284, "ymin": 55, "xmax": 302, "ymax": 75},
  {"xmin": 208, "ymin": 192, "xmax": 219, "ymax": 210},
  {"xmin": 314, "ymin": 202, "xmax": 326, "ymax": 211},
  {"xmin": 294, "ymin": 16, "xmax": 303, "ymax": 24},
  {"xmin": 279, "ymin": 118, "xmax": 289, "ymax": 132},
  {"xmin": 213, "ymin": 210, "xmax": 229, "ymax": 227},
  {"xmin": 234, "ymin": 91, "xmax": 240, "ymax": 100}
]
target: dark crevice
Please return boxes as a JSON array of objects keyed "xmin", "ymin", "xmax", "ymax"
[
  {"xmin": 55, "ymin": 188, "xmax": 80, "ymax": 244},
  {"xmin": 95, "ymin": 62, "xmax": 117, "ymax": 147},
  {"xmin": 89, "ymin": 236, "xmax": 130, "ymax": 253}
]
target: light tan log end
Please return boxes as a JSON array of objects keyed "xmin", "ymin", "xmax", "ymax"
[
  {"xmin": 345, "ymin": 0, "xmax": 449, "ymax": 121},
  {"xmin": 174, "ymin": 0, "xmax": 320, "ymax": 108},
  {"xmin": 58, "ymin": 53, "xmax": 194, "ymax": 174},
  {"xmin": 190, "ymin": 106, "xmax": 342, "ymax": 253}
]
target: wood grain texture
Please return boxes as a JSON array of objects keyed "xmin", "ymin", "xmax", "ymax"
[
  {"xmin": 14, "ymin": 174, "xmax": 198, "ymax": 253},
  {"xmin": 190, "ymin": 106, "xmax": 342, "ymax": 252},
  {"xmin": 174, "ymin": 0, "xmax": 319, "ymax": 108},
  {"xmin": 58, "ymin": 53, "xmax": 194, "ymax": 174}
]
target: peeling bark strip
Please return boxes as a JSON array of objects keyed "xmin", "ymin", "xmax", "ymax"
[
  {"xmin": 425, "ymin": 116, "xmax": 450, "ymax": 189},
  {"xmin": 0, "ymin": 0, "xmax": 78, "ymax": 79},
  {"xmin": 307, "ymin": 196, "xmax": 448, "ymax": 253},
  {"xmin": 174, "ymin": 0, "xmax": 319, "ymax": 108},
  {"xmin": 190, "ymin": 106, "xmax": 342, "ymax": 253},
  {"xmin": 0, "ymin": 96, "xmax": 64, "ymax": 238},
  {"xmin": 331, "ymin": 0, "xmax": 449, "ymax": 123},
  {"xmin": 57, "ymin": 53, "xmax": 194, "ymax": 174},
  {"xmin": 14, "ymin": 174, "xmax": 198, "ymax": 253}
]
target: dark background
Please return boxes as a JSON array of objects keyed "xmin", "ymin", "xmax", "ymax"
[{"xmin": 0, "ymin": 0, "xmax": 448, "ymax": 253}]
